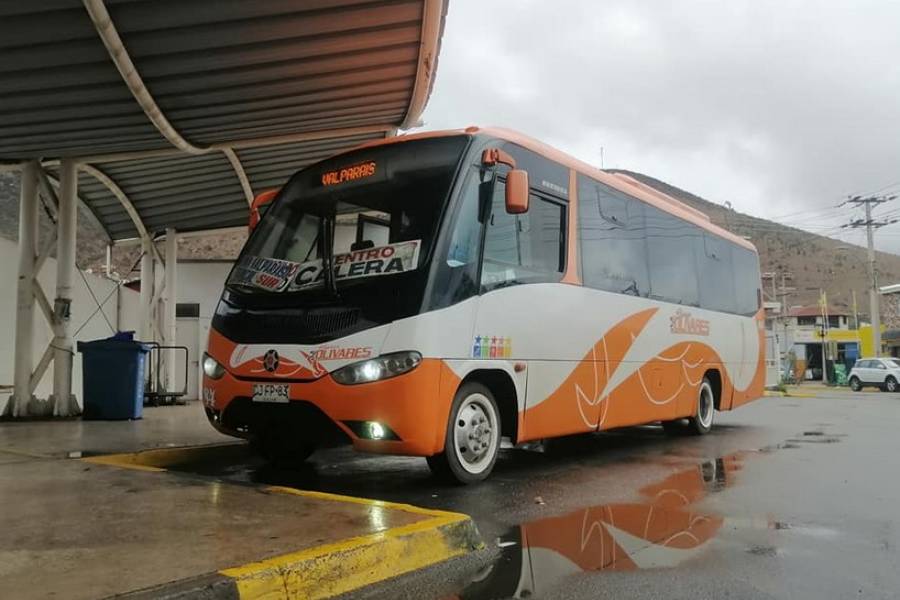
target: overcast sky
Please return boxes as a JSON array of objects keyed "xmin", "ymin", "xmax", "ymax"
[{"xmin": 420, "ymin": 0, "xmax": 900, "ymax": 252}]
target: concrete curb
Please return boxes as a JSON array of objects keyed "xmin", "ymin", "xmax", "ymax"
[
  {"xmin": 111, "ymin": 505, "xmax": 479, "ymax": 600},
  {"xmin": 764, "ymin": 390, "xmax": 817, "ymax": 398},
  {"xmin": 90, "ymin": 447, "xmax": 482, "ymax": 599},
  {"xmin": 222, "ymin": 499, "xmax": 480, "ymax": 599}
]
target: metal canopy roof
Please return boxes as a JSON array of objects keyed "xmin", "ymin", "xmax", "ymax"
[{"xmin": 0, "ymin": 0, "xmax": 447, "ymax": 241}]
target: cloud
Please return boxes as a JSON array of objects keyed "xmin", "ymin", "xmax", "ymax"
[{"xmin": 422, "ymin": 0, "xmax": 900, "ymax": 250}]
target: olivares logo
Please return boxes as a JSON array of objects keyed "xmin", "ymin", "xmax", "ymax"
[{"xmin": 670, "ymin": 309, "xmax": 710, "ymax": 336}]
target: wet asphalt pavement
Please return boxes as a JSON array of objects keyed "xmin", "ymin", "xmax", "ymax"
[{"xmin": 173, "ymin": 389, "xmax": 900, "ymax": 600}]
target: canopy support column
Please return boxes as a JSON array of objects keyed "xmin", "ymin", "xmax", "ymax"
[
  {"xmin": 8, "ymin": 161, "xmax": 39, "ymax": 417},
  {"xmin": 50, "ymin": 159, "xmax": 80, "ymax": 417},
  {"xmin": 139, "ymin": 237, "xmax": 155, "ymax": 343},
  {"xmin": 164, "ymin": 229, "xmax": 178, "ymax": 393}
]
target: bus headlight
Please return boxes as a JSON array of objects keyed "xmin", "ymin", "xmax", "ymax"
[
  {"xmin": 331, "ymin": 351, "xmax": 422, "ymax": 385},
  {"xmin": 202, "ymin": 353, "xmax": 226, "ymax": 380}
]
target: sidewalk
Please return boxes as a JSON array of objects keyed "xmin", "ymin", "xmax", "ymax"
[
  {"xmin": 0, "ymin": 405, "xmax": 480, "ymax": 600},
  {"xmin": 765, "ymin": 383, "xmax": 859, "ymax": 398}
]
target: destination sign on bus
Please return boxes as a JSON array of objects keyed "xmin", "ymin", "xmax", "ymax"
[
  {"xmin": 231, "ymin": 240, "xmax": 421, "ymax": 293},
  {"xmin": 291, "ymin": 239, "xmax": 420, "ymax": 290},
  {"xmin": 321, "ymin": 160, "xmax": 376, "ymax": 186}
]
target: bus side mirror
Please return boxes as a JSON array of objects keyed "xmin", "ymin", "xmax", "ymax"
[
  {"xmin": 505, "ymin": 169, "xmax": 529, "ymax": 214},
  {"xmin": 249, "ymin": 188, "xmax": 279, "ymax": 232}
]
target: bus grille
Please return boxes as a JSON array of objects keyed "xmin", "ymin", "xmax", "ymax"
[{"xmin": 302, "ymin": 308, "xmax": 360, "ymax": 335}]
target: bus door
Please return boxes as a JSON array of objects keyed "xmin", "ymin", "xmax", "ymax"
[{"xmin": 474, "ymin": 168, "xmax": 590, "ymax": 440}]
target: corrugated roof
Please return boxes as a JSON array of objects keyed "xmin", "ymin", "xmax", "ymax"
[{"xmin": 0, "ymin": 0, "xmax": 447, "ymax": 240}]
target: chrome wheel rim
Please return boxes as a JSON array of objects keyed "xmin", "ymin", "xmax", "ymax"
[
  {"xmin": 698, "ymin": 383, "xmax": 714, "ymax": 429},
  {"xmin": 889, "ymin": 379, "xmax": 897, "ymax": 392},
  {"xmin": 453, "ymin": 393, "xmax": 498, "ymax": 474}
]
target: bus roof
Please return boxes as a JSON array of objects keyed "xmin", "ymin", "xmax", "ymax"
[{"xmin": 359, "ymin": 126, "xmax": 757, "ymax": 253}]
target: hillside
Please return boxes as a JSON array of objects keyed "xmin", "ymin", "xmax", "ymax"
[{"xmin": 1, "ymin": 170, "xmax": 896, "ymax": 314}]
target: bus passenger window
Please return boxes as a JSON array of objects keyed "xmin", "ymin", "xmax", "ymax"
[
  {"xmin": 578, "ymin": 175, "xmax": 649, "ymax": 297},
  {"xmin": 644, "ymin": 204, "xmax": 701, "ymax": 306},
  {"xmin": 733, "ymin": 246, "xmax": 761, "ymax": 315},
  {"xmin": 481, "ymin": 180, "xmax": 565, "ymax": 291}
]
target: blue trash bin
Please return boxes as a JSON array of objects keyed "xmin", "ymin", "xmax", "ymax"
[{"xmin": 77, "ymin": 338, "xmax": 151, "ymax": 420}]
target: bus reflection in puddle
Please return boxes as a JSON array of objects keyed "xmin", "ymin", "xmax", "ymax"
[{"xmin": 455, "ymin": 455, "xmax": 745, "ymax": 600}]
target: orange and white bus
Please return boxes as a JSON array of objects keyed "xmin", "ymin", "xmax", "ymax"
[{"xmin": 202, "ymin": 126, "xmax": 765, "ymax": 483}]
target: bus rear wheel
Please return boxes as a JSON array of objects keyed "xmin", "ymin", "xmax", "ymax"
[
  {"xmin": 427, "ymin": 382, "xmax": 500, "ymax": 485},
  {"xmin": 688, "ymin": 378, "xmax": 715, "ymax": 435}
]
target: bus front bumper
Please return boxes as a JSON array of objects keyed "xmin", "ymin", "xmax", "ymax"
[{"xmin": 201, "ymin": 358, "xmax": 454, "ymax": 457}]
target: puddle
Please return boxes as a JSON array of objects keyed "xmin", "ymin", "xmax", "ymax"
[
  {"xmin": 746, "ymin": 544, "xmax": 779, "ymax": 557},
  {"xmin": 453, "ymin": 454, "xmax": 780, "ymax": 599},
  {"xmin": 786, "ymin": 435, "xmax": 844, "ymax": 444},
  {"xmin": 759, "ymin": 442, "xmax": 801, "ymax": 452}
]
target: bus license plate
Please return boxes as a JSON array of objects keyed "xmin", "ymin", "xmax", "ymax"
[{"xmin": 252, "ymin": 383, "xmax": 290, "ymax": 403}]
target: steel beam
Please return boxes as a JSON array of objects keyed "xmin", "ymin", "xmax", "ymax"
[
  {"xmin": 82, "ymin": 0, "xmax": 209, "ymax": 156},
  {"xmin": 50, "ymin": 159, "xmax": 79, "ymax": 416},
  {"xmin": 8, "ymin": 161, "xmax": 39, "ymax": 417},
  {"xmin": 138, "ymin": 236, "xmax": 154, "ymax": 343},
  {"xmin": 399, "ymin": 0, "xmax": 443, "ymax": 130},
  {"xmin": 79, "ymin": 163, "xmax": 150, "ymax": 242},
  {"xmin": 40, "ymin": 167, "xmax": 112, "ymax": 243},
  {"xmin": 222, "ymin": 147, "xmax": 254, "ymax": 205},
  {"xmin": 73, "ymin": 124, "xmax": 394, "ymax": 165},
  {"xmin": 164, "ymin": 228, "xmax": 177, "ymax": 394}
]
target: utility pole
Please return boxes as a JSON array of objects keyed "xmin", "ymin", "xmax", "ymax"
[
  {"xmin": 762, "ymin": 271, "xmax": 794, "ymax": 382},
  {"xmin": 843, "ymin": 195, "xmax": 898, "ymax": 357},
  {"xmin": 820, "ymin": 289, "xmax": 829, "ymax": 384}
]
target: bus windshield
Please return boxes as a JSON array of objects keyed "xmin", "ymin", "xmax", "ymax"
[{"xmin": 228, "ymin": 136, "xmax": 469, "ymax": 297}]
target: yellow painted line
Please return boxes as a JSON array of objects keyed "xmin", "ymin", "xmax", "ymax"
[
  {"xmin": 766, "ymin": 390, "xmax": 821, "ymax": 398},
  {"xmin": 79, "ymin": 444, "xmax": 482, "ymax": 597},
  {"xmin": 81, "ymin": 454, "xmax": 166, "ymax": 472},
  {"xmin": 220, "ymin": 509, "xmax": 478, "ymax": 599},
  {"xmin": 80, "ymin": 442, "xmax": 244, "ymax": 472},
  {"xmin": 265, "ymin": 485, "xmax": 466, "ymax": 520}
]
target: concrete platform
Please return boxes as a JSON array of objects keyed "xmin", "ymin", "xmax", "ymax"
[{"xmin": 0, "ymin": 404, "xmax": 480, "ymax": 600}]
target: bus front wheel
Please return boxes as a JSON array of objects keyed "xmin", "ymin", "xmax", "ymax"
[
  {"xmin": 427, "ymin": 382, "xmax": 501, "ymax": 485},
  {"xmin": 251, "ymin": 430, "xmax": 315, "ymax": 469}
]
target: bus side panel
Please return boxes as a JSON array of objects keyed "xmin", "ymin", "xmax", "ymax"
[
  {"xmin": 725, "ymin": 311, "xmax": 767, "ymax": 410},
  {"xmin": 519, "ymin": 307, "xmax": 657, "ymax": 440}
]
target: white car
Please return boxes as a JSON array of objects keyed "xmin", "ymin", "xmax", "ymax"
[{"xmin": 848, "ymin": 358, "xmax": 900, "ymax": 392}]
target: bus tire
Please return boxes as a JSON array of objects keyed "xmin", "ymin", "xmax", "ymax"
[
  {"xmin": 688, "ymin": 378, "xmax": 715, "ymax": 435},
  {"xmin": 428, "ymin": 382, "xmax": 500, "ymax": 485},
  {"xmin": 251, "ymin": 434, "xmax": 315, "ymax": 469},
  {"xmin": 661, "ymin": 419, "xmax": 687, "ymax": 435}
]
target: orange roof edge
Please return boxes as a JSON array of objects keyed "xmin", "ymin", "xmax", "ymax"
[{"xmin": 354, "ymin": 126, "xmax": 757, "ymax": 253}]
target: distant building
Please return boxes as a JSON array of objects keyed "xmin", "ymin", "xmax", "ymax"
[
  {"xmin": 784, "ymin": 306, "xmax": 852, "ymax": 331},
  {"xmin": 879, "ymin": 284, "xmax": 900, "ymax": 356},
  {"xmin": 781, "ymin": 306, "xmax": 858, "ymax": 381}
]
